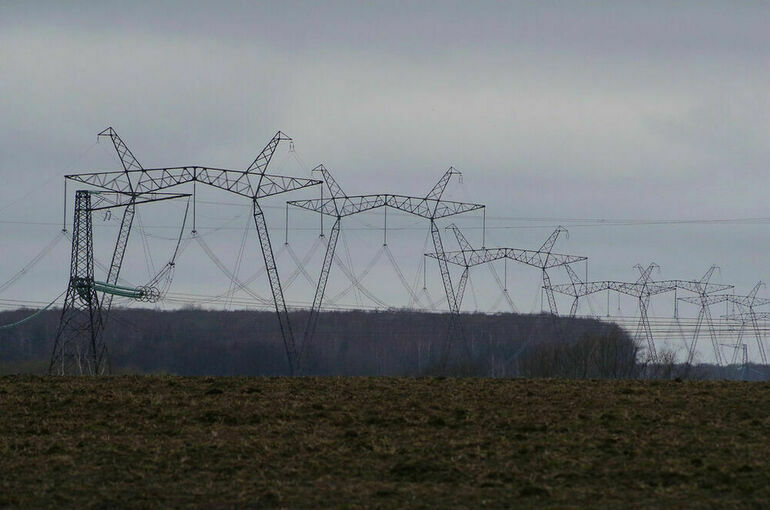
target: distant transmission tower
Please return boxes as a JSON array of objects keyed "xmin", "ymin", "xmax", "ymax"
[
  {"xmin": 289, "ymin": 166, "xmax": 484, "ymax": 369},
  {"xmin": 423, "ymin": 224, "xmax": 586, "ymax": 366},
  {"xmin": 431, "ymin": 224, "xmax": 587, "ymax": 315},
  {"xmin": 553, "ymin": 264, "xmax": 733, "ymax": 365},
  {"xmin": 287, "ymin": 164, "xmax": 390, "ymax": 367},
  {"xmin": 386, "ymin": 168, "xmax": 484, "ymax": 367},
  {"xmin": 658, "ymin": 266, "xmax": 734, "ymax": 367},
  {"xmin": 550, "ymin": 263, "xmax": 668, "ymax": 361},
  {"xmin": 686, "ymin": 281, "xmax": 770, "ymax": 366}
]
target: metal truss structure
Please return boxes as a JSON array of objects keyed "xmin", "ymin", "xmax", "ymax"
[
  {"xmin": 288, "ymin": 166, "xmax": 484, "ymax": 369},
  {"xmin": 554, "ymin": 265, "xmax": 733, "ymax": 363},
  {"xmin": 428, "ymin": 225, "xmax": 587, "ymax": 315},
  {"xmin": 683, "ymin": 281, "xmax": 770, "ymax": 366},
  {"xmin": 551, "ymin": 264, "xmax": 669, "ymax": 361},
  {"xmin": 50, "ymin": 190, "xmax": 188, "ymax": 375},
  {"xmin": 389, "ymin": 168, "xmax": 484, "ymax": 366},
  {"xmin": 56, "ymin": 128, "xmax": 320, "ymax": 375},
  {"xmin": 663, "ymin": 266, "xmax": 734, "ymax": 367},
  {"xmin": 287, "ymin": 164, "xmax": 387, "ymax": 367},
  {"xmin": 422, "ymin": 224, "xmax": 586, "ymax": 366},
  {"xmin": 41, "ymin": 128, "xmax": 770, "ymax": 375}
]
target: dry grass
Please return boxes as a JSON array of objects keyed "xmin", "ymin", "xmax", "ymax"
[{"xmin": 1, "ymin": 376, "xmax": 769, "ymax": 509}]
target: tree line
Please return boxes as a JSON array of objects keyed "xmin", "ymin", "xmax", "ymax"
[{"xmin": 0, "ymin": 307, "xmax": 648, "ymax": 377}]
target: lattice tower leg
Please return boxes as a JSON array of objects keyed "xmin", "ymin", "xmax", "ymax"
[
  {"xmin": 638, "ymin": 298, "xmax": 657, "ymax": 363},
  {"xmin": 430, "ymin": 221, "xmax": 467, "ymax": 369},
  {"xmin": 102, "ymin": 201, "xmax": 135, "ymax": 316},
  {"xmin": 253, "ymin": 199, "xmax": 297, "ymax": 375},
  {"xmin": 49, "ymin": 191, "xmax": 108, "ymax": 375},
  {"xmin": 542, "ymin": 270, "xmax": 558, "ymax": 315},
  {"xmin": 702, "ymin": 303, "xmax": 723, "ymax": 366},
  {"xmin": 569, "ymin": 297, "xmax": 579, "ymax": 318},
  {"xmin": 685, "ymin": 305, "xmax": 707, "ymax": 369},
  {"xmin": 455, "ymin": 267, "xmax": 469, "ymax": 310},
  {"xmin": 301, "ymin": 217, "xmax": 341, "ymax": 369},
  {"xmin": 730, "ymin": 322, "xmax": 747, "ymax": 365},
  {"xmin": 749, "ymin": 310, "xmax": 768, "ymax": 365}
]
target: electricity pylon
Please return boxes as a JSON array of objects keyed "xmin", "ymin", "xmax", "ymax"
[
  {"xmin": 423, "ymin": 224, "xmax": 586, "ymax": 367},
  {"xmin": 684, "ymin": 281, "xmax": 770, "ymax": 366},
  {"xmin": 620, "ymin": 265, "xmax": 733, "ymax": 367},
  {"xmin": 288, "ymin": 166, "xmax": 484, "ymax": 369},
  {"xmin": 386, "ymin": 168, "xmax": 484, "ymax": 367},
  {"xmin": 724, "ymin": 282, "xmax": 769, "ymax": 366},
  {"xmin": 651, "ymin": 266, "xmax": 733, "ymax": 367},
  {"xmin": 50, "ymin": 190, "xmax": 188, "ymax": 375},
  {"xmin": 558, "ymin": 263, "xmax": 607, "ymax": 318},
  {"xmin": 287, "ymin": 164, "xmax": 389, "ymax": 367},
  {"xmin": 553, "ymin": 264, "xmax": 733, "ymax": 364},
  {"xmin": 429, "ymin": 224, "xmax": 587, "ymax": 315},
  {"xmin": 62, "ymin": 127, "xmax": 320, "ymax": 375},
  {"xmin": 550, "ymin": 263, "xmax": 669, "ymax": 361}
]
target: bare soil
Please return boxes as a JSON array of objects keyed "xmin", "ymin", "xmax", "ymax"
[{"xmin": 1, "ymin": 376, "xmax": 769, "ymax": 509}]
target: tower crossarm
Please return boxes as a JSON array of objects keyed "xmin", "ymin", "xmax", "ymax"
[
  {"xmin": 727, "ymin": 295, "xmax": 770, "ymax": 307},
  {"xmin": 68, "ymin": 130, "xmax": 317, "ymax": 199},
  {"xmin": 66, "ymin": 170, "xmax": 137, "ymax": 195},
  {"xmin": 502, "ymin": 248, "xmax": 586, "ymax": 269},
  {"xmin": 385, "ymin": 195, "xmax": 484, "ymax": 219},
  {"xmin": 288, "ymin": 194, "xmax": 389, "ymax": 217},
  {"xmin": 426, "ymin": 248, "xmax": 586, "ymax": 269},
  {"xmin": 312, "ymin": 164, "xmax": 347, "ymax": 200},
  {"xmin": 67, "ymin": 167, "xmax": 320, "ymax": 199},
  {"xmin": 550, "ymin": 281, "xmax": 611, "ymax": 297},
  {"xmin": 538, "ymin": 226, "xmax": 568, "ymax": 254},
  {"xmin": 446, "ymin": 224, "xmax": 474, "ymax": 252},
  {"xmin": 609, "ymin": 281, "xmax": 675, "ymax": 297},
  {"xmin": 426, "ymin": 167, "xmax": 461, "ymax": 201},
  {"xmin": 679, "ymin": 294, "xmax": 730, "ymax": 306},
  {"xmin": 96, "ymin": 127, "xmax": 143, "ymax": 193},
  {"xmin": 256, "ymin": 174, "xmax": 321, "ymax": 198},
  {"xmin": 550, "ymin": 280, "xmax": 672, "ymax": 298},
  {"xmin": 723, "ymin": 312, "xmax": 770, "ymax": 321},
  {"xmin": 680, "ymin": 292, "xmax": 770, "ymax": 307},
  {"xmin": 98, "ymin": 127, "xmax": 143, "ymax": 172},
  {"xmin": 430, "ymin": 199, "xmax": 485, "ymax": 219},
  {"xmin": 88, "ymin": 191, "xmax": 191, "ymax": 211},
  {"xmin": 700, "ymin": 282, "xmax": 734, "ymax": 294},
  {"xmin": 246, "ymin": 131, "xmax": 292, "ymax": 173},
  {"xmin": 655, "ymin": 280, "xmax": 734, "ymax": 294},
  {"xmin": 289, "ymin": 194, "xmax": 483, "ymax": 220}
]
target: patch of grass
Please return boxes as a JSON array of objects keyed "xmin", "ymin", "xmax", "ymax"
[{"xmin": 2, "ymin": 376, "xmax": 770, "ymax": 508}]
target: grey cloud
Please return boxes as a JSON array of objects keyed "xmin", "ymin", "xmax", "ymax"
[{"xmin": 1, "ymin": 2, "xmax": 769, "ymax": 362}]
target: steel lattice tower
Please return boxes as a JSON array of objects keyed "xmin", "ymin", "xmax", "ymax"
[
  {"xmin": 50, "ymin": 191, "xmax": 106, "ymax": 375},
  {"xmin": 288, "ymin": 166, "xmax": 484, "ymax": 371},
  {"xmin": 430, "ymin": 224, "xmax": 587, "ymax": 315},
  {"xmin": 424, "ymin": 224, "xmax": 587, "ymax": 366},
  {"xmin": 58, "ymin": 127, "xmax": 320, "ymax": 375},
  {"xmin": 50, "ymin": 190, "xmax": 187, "ymax": 375},
  {"xmin": 552, "ymin": 265, "xmax": 733, "ymax": 364},
  {"xmin": 683, "ymin": 280, "xmax": 770, "ymax": 366}
]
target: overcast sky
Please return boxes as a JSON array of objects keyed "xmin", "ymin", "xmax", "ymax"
[{"xmin": 2, "ymin": 1, "xmax": 770, "ymax": 358}]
